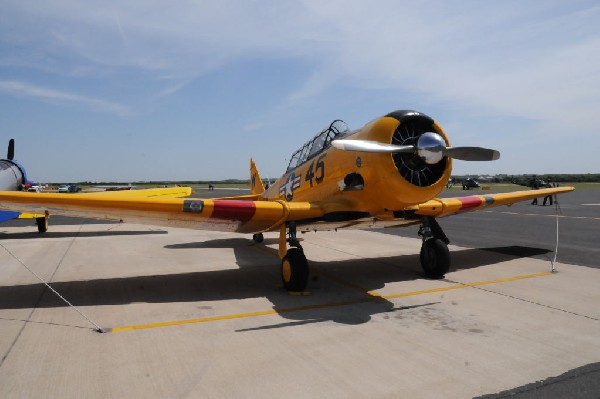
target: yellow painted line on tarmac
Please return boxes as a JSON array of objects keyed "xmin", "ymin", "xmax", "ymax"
[
  {"xmin": 110, "ymin": 271, "xmax": 553, "ymax": 333},
  {"xmin": 111, "ymin": 310, "xmax": 278, "ymax": 332},
  {"xmin": 380, "ymin": 271, "xmax": 553, "ymax": 300},
  {"xmin": 110, "ymin": 298, "xmax": 374, "ymax": 332}
]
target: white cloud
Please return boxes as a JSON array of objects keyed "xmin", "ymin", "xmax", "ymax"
[
  {"xmin": 1, "ymin": 0, "xmax": 598, "ymax": 173},
  {"xmin": 0, "ymin": 80, "xmax": 130, "ymax": 116},
  {"xmin": 294, "ymin": 1, "xmax": 600, "ymax": 129}
]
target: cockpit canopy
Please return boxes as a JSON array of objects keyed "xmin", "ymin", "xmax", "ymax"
[{"xmin": 287, "ymin": 120, "xmax": 351, "ymax": 171}]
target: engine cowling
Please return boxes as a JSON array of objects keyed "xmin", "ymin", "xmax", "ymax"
[
  {"xmin": 387, "ymin": 110, "xmax": 451, "ymax": 188},
  {"xmin": 345, "ymin": 110, "xmax": 452, "ymax": 211},
  {"xmin": 0, "ymin": 160, "xmax": 26, "ymax": 191}
]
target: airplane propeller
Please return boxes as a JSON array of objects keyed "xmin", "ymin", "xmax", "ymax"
[
  {"xmin": 331, "ymin": 132, "xmax": 500, "ymax": 164},
  {"xmin": 7, "ymin": 139, "xmax": 15, "ymax": 161}
]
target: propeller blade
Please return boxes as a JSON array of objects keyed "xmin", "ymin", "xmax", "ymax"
[
  {"xmin": 331, "ymin": 135, "xmax": 500, "ymax": 163},
  {"xmin": 444, "ymin": 147, "xmax": 500, "ymax": 161},
  {"xmin": 7, "ymin": 139, "xmax": 14, "ymax": 160},
  {"xmin": 331, "ymin": 139, "xmax": 414, "ymax": 153}
]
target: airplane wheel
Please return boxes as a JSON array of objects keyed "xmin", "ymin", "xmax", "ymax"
[
  {"xmin": 420, "ymin": 239, "xmax": 450, "ymax": 278},
  {"xmin": 36, "ymin": 217, "xmax": 48, "ymax": 233},
  {"xmin": 253, "ymin": 233, "xmax": 264, "ymax": 243},
  {"xmin": 281, "ymin": 248, "xmax": 309, "ymax": 291}
]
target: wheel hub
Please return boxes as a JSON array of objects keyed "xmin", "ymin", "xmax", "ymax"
[{"xmin": 282, "ymin": 259, "xmax": 292, "ymax": 283}]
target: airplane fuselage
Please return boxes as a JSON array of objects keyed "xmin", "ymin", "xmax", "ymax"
[{"xmin": 260, "ymin": 111, "xmax": 453, "ymax": 226}]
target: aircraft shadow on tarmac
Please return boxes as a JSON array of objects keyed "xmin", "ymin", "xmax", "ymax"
[
  {"xmin": 165, "ymin": 237, "xmax": 259, "ymax": 250},
  {"xmin": 0, "ymin": 238, "xmax": 552, "ymax": 327},
  {"xmin": 0, "ymin": 230, "xmax": 168, "ymax": 240}
]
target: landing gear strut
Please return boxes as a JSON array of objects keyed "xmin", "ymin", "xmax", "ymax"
[
  {"xmin": 279, "ymin": 222, "xmax": 309, "ymax": 291},
  {"xmin": 36, "ymin": 216, "xmax": 48, "ymax": 233},
  {"xmin": 418, "ymin": 217, "xmax": 450, "ymax": 278}
]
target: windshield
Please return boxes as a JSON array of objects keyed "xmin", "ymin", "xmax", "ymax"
[{"xmin": 287, "ymin": 120, "xmax": 350, "ymax": 171}]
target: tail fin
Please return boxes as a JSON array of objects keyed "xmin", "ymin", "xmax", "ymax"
[{"xmin": 250, "ymin": 158, "xmax": 265, "ymax": 195}]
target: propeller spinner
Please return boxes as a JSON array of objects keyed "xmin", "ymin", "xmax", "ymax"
[{"xmin": 331, "ymin": 132, "xmax": 499, "ymax": 164}]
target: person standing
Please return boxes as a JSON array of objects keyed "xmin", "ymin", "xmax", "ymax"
[
  {"xmin": 543, "ymin": 178, "xmax": 554, "ymax": 206},
  {"xmin": 530, "ymin": 177, "xmax": 540, "ymax": 205}
]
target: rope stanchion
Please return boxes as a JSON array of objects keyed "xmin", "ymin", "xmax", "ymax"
[{"xmin": 551, "ymin": 195, "xmax": 562, "ymax": 273}]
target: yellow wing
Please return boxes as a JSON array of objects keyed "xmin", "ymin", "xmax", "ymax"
[
  {"xmin": 17, "ymin": 212, "xmax": 45, "ymax": 219},
  {"xmin": 0, "ymin": 187, "xmax": 574, "ymax": 234},
  {"xmin": 278, "ymin": 187, "xmax": 576, "ymax": 232},
  {"xmin": 11, "ymin": 187, "xmax": 192, "ymax": 220},
  {"xmin": 81, "ymin": 187, "xmax": 192, "ymax": 198},
  {"xmin": 0, "ymin": 191, "xmax": 323, "ymax": 233},
  {"xmin": 409, "ymin": 186, "xmax": 575, "ymax": 218}
]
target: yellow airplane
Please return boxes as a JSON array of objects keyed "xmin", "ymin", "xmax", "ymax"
[{"xmin": 0, "ymin": 110, "xmax": 573, "ymax": 291}]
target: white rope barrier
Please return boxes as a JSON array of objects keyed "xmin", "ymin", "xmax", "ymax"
[{"xmin": 1, "ymin": 243, "xmax": 107, "ymax": 333}]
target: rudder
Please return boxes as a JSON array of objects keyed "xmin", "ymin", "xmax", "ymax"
[{"xmin": 250, "ymin": 159, "xmax": 265, "ymax": 195}]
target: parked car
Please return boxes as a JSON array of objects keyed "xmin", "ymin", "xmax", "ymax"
[
  {"xmin": 58, "ymin": 184, "xmax": 82, "ymax": 193},
  {"xmin": 24, "ymin": 183, "xmax": 45, "ymax": 192},
  {"xmin": 462, "ymin": 178, "xmax": 481, "ymax": 190}
]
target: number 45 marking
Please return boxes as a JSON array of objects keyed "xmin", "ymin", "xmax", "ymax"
[{"xmin": 305, "ymin": 154, "xmax": 326, "ymax": 187}]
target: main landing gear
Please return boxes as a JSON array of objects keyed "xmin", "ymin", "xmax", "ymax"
[
  {"xmin": 278, "ymin": 222, "xmax": 309, "ymax": 291},
  {"xmin": 252, "ymin": 226, "xmax": 309, "ymax": 292},
  {"xmin": 418, "ymin": 217, "xmax": 450, "ymax": 279},
  {"xmin": 36, "ymin": 215, "xmax": 48, "ymax": 233},
  {"xmin": 256, "ymin": 218, "xmax": 448, "ymax": 290}
]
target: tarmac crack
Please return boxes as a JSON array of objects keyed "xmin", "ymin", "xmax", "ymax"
[{"xmin": 446, "ymin": 278, "xmax": 600, "ymax": 322}]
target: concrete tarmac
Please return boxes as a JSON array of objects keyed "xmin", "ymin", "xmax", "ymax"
[{"xmin": 1, "ymin": 188, "xmax": 599, "ymax": 398}]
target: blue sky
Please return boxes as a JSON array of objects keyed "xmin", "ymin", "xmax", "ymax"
[{"xmin": 1, "ymin": 1, "xmax": 599, "ymax": 182}]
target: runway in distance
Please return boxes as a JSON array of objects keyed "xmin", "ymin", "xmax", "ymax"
[{"xmin": 0, "ymin": 110, "xmax": 574, "ymax": 291}]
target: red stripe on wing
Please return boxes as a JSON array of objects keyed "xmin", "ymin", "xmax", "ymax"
[
  {"xmin": 458, "ymin": 196, "xmax": 484, "ymax": 210},
  {"xmin": 211, "ymin": 200, "xmax": 256, "ymax": 223}
]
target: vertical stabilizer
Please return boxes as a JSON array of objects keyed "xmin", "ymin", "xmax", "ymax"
[{"xmin": 250, "ymin": 159, "xmax": 265, "ymax": 195}]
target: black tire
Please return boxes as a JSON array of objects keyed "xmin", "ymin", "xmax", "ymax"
[
  {"xmin": 420, "ymin": 239, "xmax": 450, "ymax": 278},
  {"xmin": 36, "ymin": 217, "xmax": 48, "ymax": 233},
  {"xmin": 281, "ymin": 248, "xmax": 309, "ymax": 291},
  {"xmin": 253, "ymin": 233, "xmax": 264, "ymax": 243}
]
